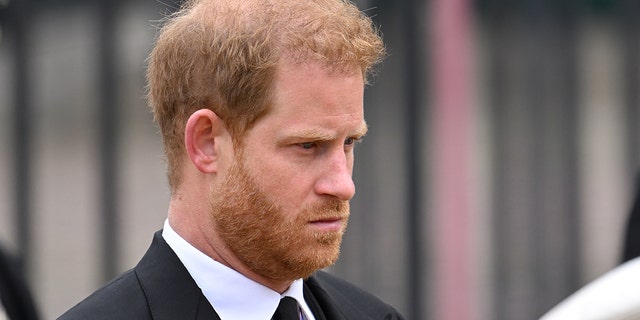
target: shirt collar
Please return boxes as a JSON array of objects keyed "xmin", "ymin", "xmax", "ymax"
[{"xmin": 162, "ymin": 219, "xmax": 315, "ymax": 320}]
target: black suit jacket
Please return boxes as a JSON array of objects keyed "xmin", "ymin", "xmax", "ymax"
[{"xmin": 59, "ymin": 231, "xmax": 403, "ymax": 320}]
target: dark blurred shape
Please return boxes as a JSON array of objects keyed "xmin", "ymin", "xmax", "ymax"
[
  {"xmin": 623, "ymin": 175, "xmax": 640, "ymax": 262},
  {"xmin": 0, "ymin": 246, "xmax": 39, "ymax": 320},
  {"xmin": 97, "ymin": 0, "xmax": 120, "ymax": 284},
  {"xmin": 475, "ymin": 0, "xmax": 620, "ymax": 15},
  {"xmin": 5, "ymin": 0, "xmax": 34, "ymax": 273},
  {"xmin": 399, "ymin": 0, "xmax": 427, "ymax": 318}
]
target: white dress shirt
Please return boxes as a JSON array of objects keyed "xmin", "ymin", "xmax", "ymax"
[{"xmin": 162, "ymin": 220, "xmax": 315, "ymax": 320}]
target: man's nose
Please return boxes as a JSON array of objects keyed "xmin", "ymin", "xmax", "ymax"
[{"xmin": 314, "ymin": 150, "xmax": 356, "ymax": 201}]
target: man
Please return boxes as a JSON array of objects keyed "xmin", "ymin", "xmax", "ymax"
[{"xmin": 60, "ymin": 0, "xmax": 402, "ymax": 319}]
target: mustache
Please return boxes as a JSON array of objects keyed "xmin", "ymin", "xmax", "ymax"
[{"xmin": 302, "ymin": 199, "xmax": 350, "ymax": 221}]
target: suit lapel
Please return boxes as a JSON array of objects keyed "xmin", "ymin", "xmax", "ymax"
[
  {"xmin": 305, "ymin": 272, "xmax": 397, "ymax": 320},
  {"xmin": 304, "ymin": 275, "xmax": 349, "ymax": 320},
  {"xmin": 303, "ymin": 282, "xmax": 327, "ymax": 320},
  {"xmin": 135, "ymin": 231, "xmax": 221, "ymax": 320}
]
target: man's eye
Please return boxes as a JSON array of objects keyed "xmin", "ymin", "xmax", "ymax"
[
  {"xmin": 345, "ymin": 137, "xmax": 358, "ymax": 145},
  {"xmin": 300, "ymin": 142, "xmax": 316, "ymax": 149}
]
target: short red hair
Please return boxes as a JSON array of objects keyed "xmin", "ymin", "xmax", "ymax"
[{"xmin": 147, "ymin": 0, "xmax": 385, "ymax": 192}]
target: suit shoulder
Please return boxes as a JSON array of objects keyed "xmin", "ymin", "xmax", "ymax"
[
  {"xmin": 58, "ymin": 269, "xmax": 151, "ymax": 320},
  {"xmin": 311, "ymin": 271, "xmax": 387, "ymax": 303},
  {"xmin": 309, "ymin": 271, "xmax": 404, "ymax": 319}
]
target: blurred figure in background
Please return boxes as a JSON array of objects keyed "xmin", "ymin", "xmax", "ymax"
[
  {"xmin": 622, "ymin": 174, "xmax": 640, "ymax": 262},
  {"xmin": 540, "ymin": 177, "xmax": 640, "ymax": 320},
  {"xmin": 0, "ymin": 245, "xmax": 39, "ymax": 320},
  {"xmin": 539, "ymin": 257, "xmax": 640, "ymax": 320}
]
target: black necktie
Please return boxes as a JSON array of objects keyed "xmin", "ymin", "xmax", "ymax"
[{"xmin": 272, "ymin": 296, "xmax": 299, "ymax": 320}]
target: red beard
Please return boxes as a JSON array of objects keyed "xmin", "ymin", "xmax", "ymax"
[{"xmin": 209, "ymin": 157, "xmax": 350, "ymax": 282}]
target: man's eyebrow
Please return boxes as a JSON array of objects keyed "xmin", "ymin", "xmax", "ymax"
[
  {"xmin": 278, "ymin": 122, "xmax": 369, "ymax": 142},
  {"xmin": 353, "ymin": 122, "xmax": 369, "ymax": 137},
  {"xmin": 279, "ymin": 129, "xmax": 336, "ymax": 142}
]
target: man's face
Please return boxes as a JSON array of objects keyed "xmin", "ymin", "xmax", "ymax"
[{"xmin": 210, "ymin": 61, "xmax": 367, "ymax": 282}]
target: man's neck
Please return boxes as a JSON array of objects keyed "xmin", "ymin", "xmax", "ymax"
[{"xmin": 166, "ymin": 212, "xmax": 294, "ymax": 293}]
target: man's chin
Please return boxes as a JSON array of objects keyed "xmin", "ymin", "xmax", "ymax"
[
  {"xmin": 306, "ymin": 242, "xmax": 342, "ymax": 267},
  {"xmin": 281, "ymin": 238, "xmax": 342, "ymax": 274},
  {"xmin": 309, "ymin": 228, "xmax": 345, "ymax": 246}
]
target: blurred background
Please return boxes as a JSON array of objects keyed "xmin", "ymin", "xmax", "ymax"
[{"xmin": 1, "ymin": 0, "xmax": 639, "ymax": 319}]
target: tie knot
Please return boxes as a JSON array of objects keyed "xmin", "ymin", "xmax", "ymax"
[{"xmin": 272, "ymin": 296, "xmax": 299, "ymax": 320}]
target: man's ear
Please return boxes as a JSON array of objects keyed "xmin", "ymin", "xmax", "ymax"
[{"xmin": 184, "ymin": 109, "xmax": 228, "ymax": 173}]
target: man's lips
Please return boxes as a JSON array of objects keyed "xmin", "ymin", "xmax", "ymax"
[{"xmin": 308, "ymin": 217, "xmax": 345, "ymax": 232}]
